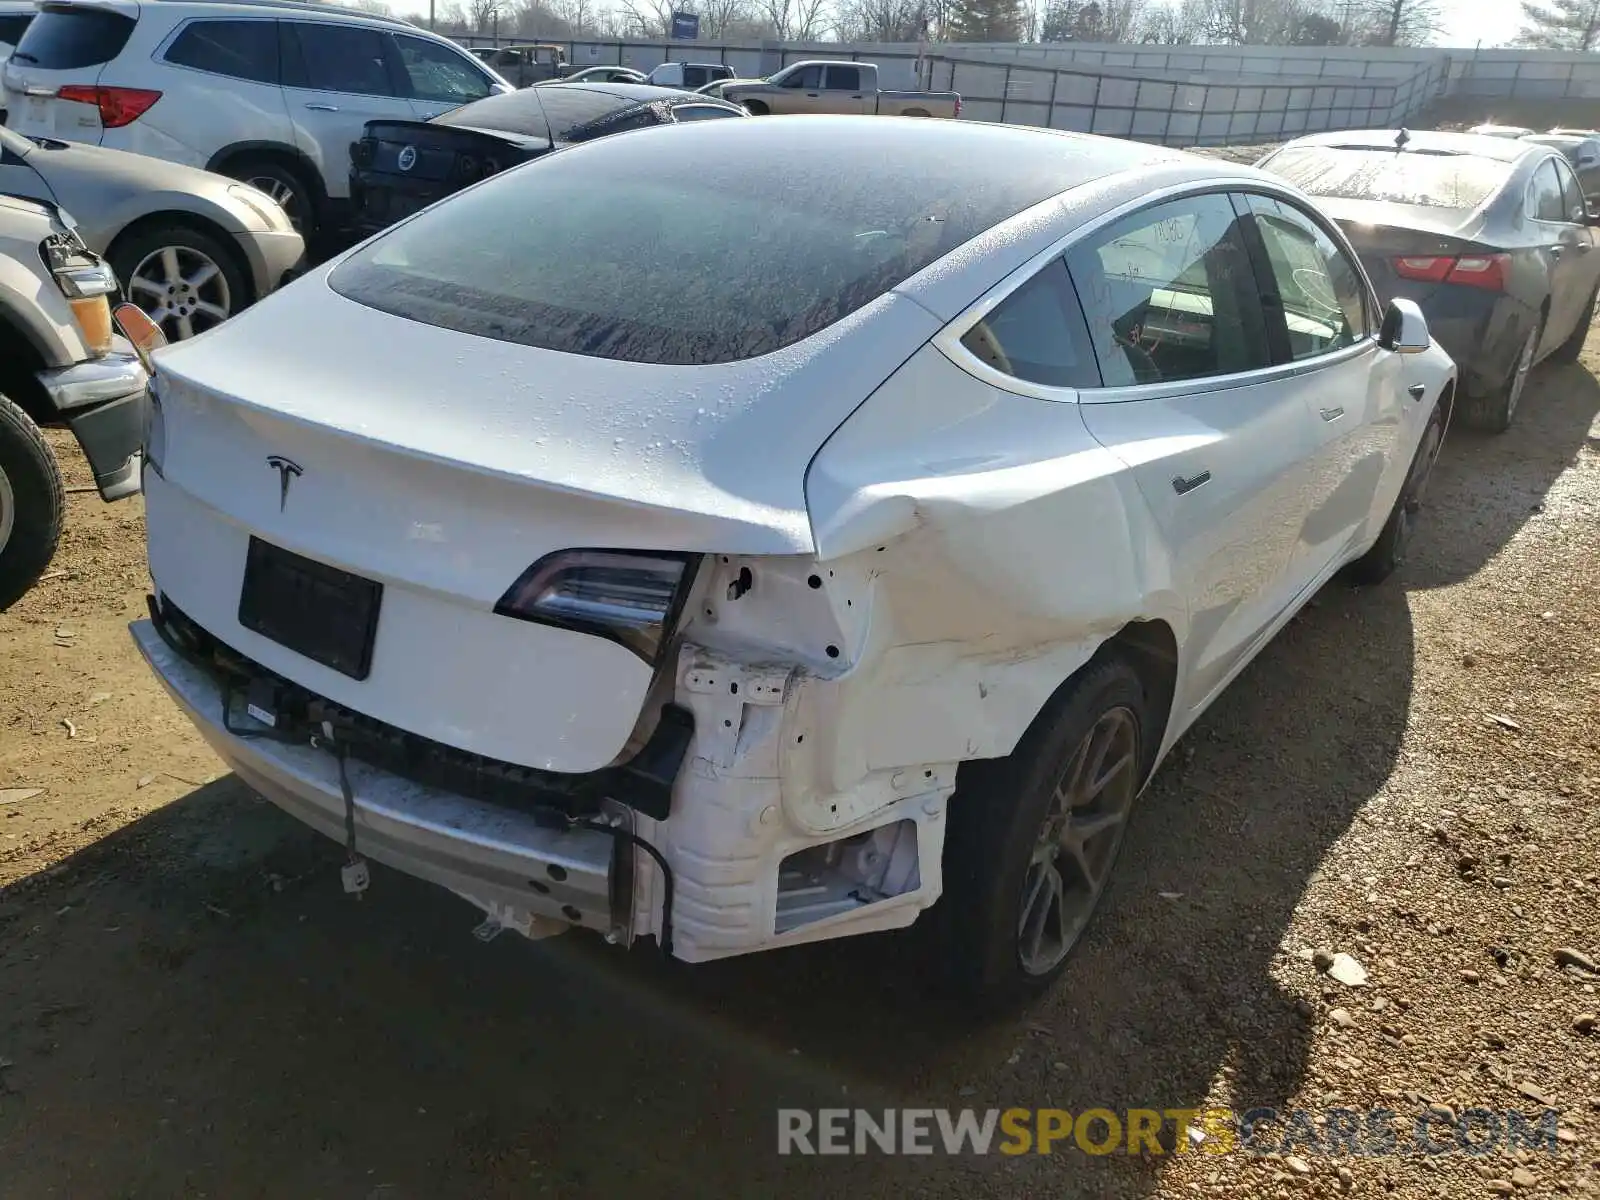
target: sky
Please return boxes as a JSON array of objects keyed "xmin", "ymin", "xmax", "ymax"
[{"xmin": 382, "ymin": 0, "xmax": 1529, "ymax": 49}]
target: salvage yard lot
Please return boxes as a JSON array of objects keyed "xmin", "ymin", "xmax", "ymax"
[{"xmin": 2, "ymin": 336, "xmax": 1600, "ymax": 1193}]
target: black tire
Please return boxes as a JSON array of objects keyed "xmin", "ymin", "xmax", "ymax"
[
  {"xmin": 1345, "ymin": 398, "xmax": 1446, "ymax": 586},
  {"xmin": 940, "ymin": 655, "xmax": 1150, "ymax": 1009},
  {"xmin": 224, "ymin": 158, "xmax": 318, "ymax": 240},
  {"xmin": 109, "ymin": 222, "xmax": 251, "ymax": 344},
  {"xmin": 1460, "ymin": 312, "xmax": 1543, "ymax": 434},
  {"xmin": 0, "ymin": 392, "xmax": 64, "ymax": 613},
  {"xmin": 1552, "ymin": 287, "xmax": 1597, "ymax": 363}
]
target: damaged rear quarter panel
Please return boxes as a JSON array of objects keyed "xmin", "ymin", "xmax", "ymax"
[{"xmin": 794, "ymin": 343, "xmax": 1185, "ymax": 798}]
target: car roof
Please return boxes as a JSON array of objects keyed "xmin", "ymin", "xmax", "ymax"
[
  {"xmin": 139, "ymin": 0, "xmax": 418, "ymax": 25},
  {"xmin": 536, "ymin": 81, "xmax": 728, "ymax": 103},
  {"xmin": 1281, "ymin": 128, "xmax": 1544, "ymax": 163}
]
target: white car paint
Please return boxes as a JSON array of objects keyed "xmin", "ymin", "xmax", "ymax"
[{"xmin": 129, "ymin": 119, "xmax": 1456, "ymax": 984}]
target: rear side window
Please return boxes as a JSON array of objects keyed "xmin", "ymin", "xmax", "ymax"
[
  {"xmin": 11, "ymin": 5, "xmax": 135, "ymax": 69},
  {"xmin": 960, "ymin": 259, "xmax": 1097, "ymax": 388},
  {"xmin": 1262, "ymin": 146, "xmax": 1512, "ymax": 211},
  {"xmin": 283, "ymin": 22, "xmax": 393, "ymax": 96},
  {"xmin": 164, "ymin": 20, "xmax": 278, "ymax": 85},
  {"xmin": 1067, "ymin": 193, "xmax": 1271, "ymax": 387},
  {"xmin": 670, "ymin": 102, "xmax": 739, "ymax": 122},
  {"xmin": 826, "ymin": 65, "xmax": 862, "ymax": 91},
  {"xmin": 0, "ymin": 14, "xmax": 33, "ymax": 46},
  {"xmin": 1529, "ymin": 159, "xmax": 1568, "ymax": 222},
  {"xmin": 1553, "ymin": 158, "xmax": 1586, "ymax": 221},
  {"xmin": 394, "ymin": 33, "xmax": 490, "ymax": 105},
  {"xmin": 1243, "ymin": 194, "xmax": 1370, "ymax": 360}
]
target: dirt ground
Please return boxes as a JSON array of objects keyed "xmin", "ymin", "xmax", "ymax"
[{"xmin": 1, "ymin": 335, "xmax": 1599, "ymax": 1199}]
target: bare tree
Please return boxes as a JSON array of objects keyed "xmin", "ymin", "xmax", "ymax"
[
  {"xmin": 1358, "ymin": 0, "xmax": 1441, "ymax": 44},
  {"xmin": 695, "ymin": 0, "xmax": 749, "ymax": 35},
  {"xmin": 834, "ymin": 0, "xmax": 932, "ymax": 39},
  {"xmin": 758, "ymin": 0, "xmax": 833, "ymax": 37},
  {"xmin": 1200, "ymin": 0, "xmax": 1310, "ymax": 43},
  {"xmin": 551, "ymin": 0, "xmax": 601, "ymax": 34},
  {"xmin": 614, "ymin": 0, "xmax": 677, "ymax": 34},
  {"xmin": 1138, "ymin": 0, "xmax": 1210, "ymax": 41}
]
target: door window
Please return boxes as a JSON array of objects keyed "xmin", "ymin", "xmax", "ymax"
[
  {"xmin": 164, "ymin": 19, "xmax": 279, "ymax": 84},
  {"xmin": 1242, "ymin": 194, "xmax": 1370, "ymax": 361},
  {"xmin": 284, "ymin": 23, "xmax": 394, "ymax": 96},
  {"xmin": 395, "ymin": 33, "xmax": 491, "ymax": 104},
  {"xmin": 1553, "ymin": 157, "xmax": 1587, "ymax": 222},
  {"xmin": 959, "ymin": 258, "xmax": 1098, "ymax": 388},
  {"xmin": 782, "ymin": 64, "xmax": 823, "ymax": 89},
  {"xmin": 1066, "ymin": 193, "xmax": 1272, "ymax": 387},
  {"xmin": 1528, "ymin": 159, "xmax": 1569, "ymax": 223},
  {"xmin": 825, "ymin": 64, "xmax": 862, "ymax": 91}
]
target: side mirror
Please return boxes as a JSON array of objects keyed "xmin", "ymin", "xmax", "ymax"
[
  {"xmin": 112, "ymin": 302, "xmax": 168, "ymax": 373},
  {"xmin": 1378, "ymin": 297, "xmax": 1430, "ymax": 355}
]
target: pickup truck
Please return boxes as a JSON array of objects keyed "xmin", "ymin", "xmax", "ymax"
[
  {"xmin": 645, "ymin": 62, "xmax": 734, "ymax": 90},
  {"xmin": 470, "ymin": 43, "xmax": 568, "ymax": 87},
  {"xmin": 719, "ymin": 60, "xmax": 960, "ymax": 118}
]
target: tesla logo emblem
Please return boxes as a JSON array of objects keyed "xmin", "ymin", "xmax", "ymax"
[
  {"xmin": 266, "ymin": 455, "xmax": 302, "ymax": 511},
  {"xmin": 397, "ymin": 145, "xmax": 417, "ymax": 171}
]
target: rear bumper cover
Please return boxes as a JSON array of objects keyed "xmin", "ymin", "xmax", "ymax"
[
  {"xmin": 130, "ymin": 617, "xmax": 627, "ymax": 935},
  {"xmin": 37, "ymin": 350, "xmax": 148, "ymax": 501}
]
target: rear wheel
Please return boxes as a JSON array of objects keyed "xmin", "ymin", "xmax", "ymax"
[
  {"xmin": 227, "ymin": 158, "xmax": 317, "ymax": 240},
  {"xmin": 1345, "ymin": 398, "xmax": 1446, "ymax": 585},
  {"xmin": 1552, "ymin": 287, "xmax": 1597, "ymax": 363},
  {"xmin": 1462, "ymin": 313, "xmax": 1541, "ymax": 433},
  {"xmin": 941, "ymin": 656, "xmax": 1148, "ymax": 1008},
  {"xmin": 0, "ymin": 392, "xmax": 64, "ymax": 613}
]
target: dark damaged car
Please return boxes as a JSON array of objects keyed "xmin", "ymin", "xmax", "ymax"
[{"xmin": 347, "ymin": 82, "xmax": 746, "ymax": 238}]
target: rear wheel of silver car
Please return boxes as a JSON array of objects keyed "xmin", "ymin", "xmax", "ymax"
[
  {"xmin": 110, "ymin": 224, "xmax": 250, "ymax": 344},
  {"xmin": 1464, "ymin": 313, "xmax": 1542, "ymax": 434},
  {"xmin": 941, "ymin": 656, "xmax": 1148, "ymax": 1008},
  {"xmin": 1346, "ymin": 398, "xmax": 1446, "ymax": 586},
  {"xmin": 0, "ymin": 392, "xmax": 64, "ymax": 614},
  {"xmin": 230, "ymin": 159, "xmax": 317, "ymax": 239}
]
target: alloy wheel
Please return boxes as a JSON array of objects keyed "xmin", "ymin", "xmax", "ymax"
[
  {"xmin": 1016, "ymin": 706, "xmax": 1140, "ymax": 976},
  {"xmin": 128, "ymin": 245, "xmax": 233, "ymax": 342},
  {"xmin": 247, "ymin": 174, "xmax": 302, "ymax": 232},
  {"xmin": 1506, "ymin": 324, "xmax": 1539, "ymax": 422}
]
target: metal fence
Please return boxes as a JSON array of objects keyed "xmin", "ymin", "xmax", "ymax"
[{"xmin": 452, "ymin": 34, "xmax": 1457, "ymax": 147}]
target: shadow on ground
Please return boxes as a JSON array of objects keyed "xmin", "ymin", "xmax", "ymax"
[{"xmin": 0, "ymin": 367, "xmax": 1593, "ymax": 1200}]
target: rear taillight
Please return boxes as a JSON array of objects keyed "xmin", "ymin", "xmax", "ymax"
[
  {"xmin": 1393, "ymin": 253, "xmax": 1510, "ymax": 292},
  {"xmin": 56, "ymin": 84, "xmax": 161, "ymax": 128},
  {"xmin": 495, "ymin": 550, "xmax": 697, "ymax": 664}
]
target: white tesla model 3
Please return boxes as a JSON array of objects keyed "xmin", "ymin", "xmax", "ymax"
[{"xmin": 130, "ymin": 116, "xmax": 1455, "ymax": 1004}]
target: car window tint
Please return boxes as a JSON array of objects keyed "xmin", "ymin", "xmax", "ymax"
[
  {"xmin": 671, "ymin": 103, "xmax": 739, "ymax": 121},
  {"xmin": 569, "ymin": 105, "xmax": 664, "ymax": 139},
  {"xmin": 826, "ymin": 64, "xmax": 862, "ymax": 91},
  {"xmin": 782, "ymin": 64, "xmax": 822, "ymax": 88},
  {"xmin": 1529, "ymin": 159, "xmax": 1569, "ymax": 222},
  {"xmin": 433, "ymin": 87, "xmax": 549, "ymax": 137},
  {"xmin": 288, "ymin": 23, "xmax": 392, "ymax": 95},
  {"xmin": 1243, "ymin": 194, "xmax": 1369, "ymax": 361},
  {"xmin": 0, "ymin": 14, "xmax": 33, "ymax": 46},
  {"xmin": 11, "ymin": 6, "xmax": 134, "ymax": 69},
  {"xmin": 330, "ymin": 120, "xmax": 1081, "ymax": 365},
  {"xmin": 1553, "ymin": 157, "xmax": 1587, "ymax": 220},
  {"xmin": 395, "ymin": 33, "xmax": 490, "ymax": 104},
  {"xmin": 1067, "ymin": 193, "xmax": 1271, "ymax": 387},
  {"xmin": 960, "ymin": 259, "xmax": 1098, "ymax": 388},
  {"xmin": 164, "ymin": 19, "xmax": 278, "ymax": 84},
  {"xmin": 1262, "ymin": 146, "xmax": 1511, "ymax": 211}
]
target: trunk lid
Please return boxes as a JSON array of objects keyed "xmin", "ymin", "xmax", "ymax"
[
  {"xmin": 143, "ymin": 273, "xmax": 937, "ymax": 773},
  {"xmin": 1316, "ymin": 196, "xmax": 1493, "ymax": 305}
]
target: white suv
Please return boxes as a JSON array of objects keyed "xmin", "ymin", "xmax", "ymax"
[{"xmin": 1, "ymin": 0, "xmax": 510, "ymax": 241}]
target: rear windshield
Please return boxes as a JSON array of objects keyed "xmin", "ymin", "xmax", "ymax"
[
  {"xmin": 1263, "ymin": 146, "xmax": 1513, "ymax": 211},
  {"xmin": 11, "ymin": 5, "xmax": 134, "ymax": 69},
  {"xmin": 329, "ymin": 121, "xmax": 1074, "ymax": 365}
]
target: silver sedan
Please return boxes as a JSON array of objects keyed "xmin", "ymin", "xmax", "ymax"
[{"xmin": 0, "ymin": 124, "xmax": 303, "ymax": 341}]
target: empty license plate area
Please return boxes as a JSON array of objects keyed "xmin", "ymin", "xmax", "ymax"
[{"xmin": 237, "ymin": 537, "xmax": 383, "ymax": 680}]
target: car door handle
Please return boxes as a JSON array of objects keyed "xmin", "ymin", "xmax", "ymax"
[
  {"xmin": 1551, "ymin": 245, "xmax": 1564, "ymax": 258},
  {"xmin": 1171, "ymin": 470, "xmax": 1211, "ymax": 495},
  {"xmin": 1578, "ymin": 242, "xmax": 1593, "ymax": 253},
  {"xmin": 851, "ymin": 93, "xmax": 864, "ymax": 99},
  {"xmin": 805, "ymin": 92, "xmax": 819, "ymax": 97},
  {"xmin": 1320, "ymin": 406, "xmax": 1345, "ymax": 421},
  {"xmin": 304, "ymin": 102, "xmax": 339, "ymax": 111},
  {"xmin": 1407, "ymin": 383, "xmax": 1426, "ymax": 401}
]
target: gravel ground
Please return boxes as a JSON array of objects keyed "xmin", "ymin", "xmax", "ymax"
[{"xmin": 0, "ymin": 331, "xmax": 1597, "ymax": 1197}]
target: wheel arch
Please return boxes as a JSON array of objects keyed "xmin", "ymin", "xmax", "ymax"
[
  {"xmin": 0, "ymin": 307, "xmax": 54, "ymax": 424},
  {"xmin": 1099, "ymin": 618, "xmax": 1180, "ymax": 782},
  {"xmin": 205, "ymin": 142, "xmax": 327, "ymax": 210}
]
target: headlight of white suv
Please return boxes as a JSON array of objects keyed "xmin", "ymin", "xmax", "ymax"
[
  {"xmin": 494, "ymin": 550, "xmax": 697, "ymax": 664},
  {"xmin": 227, "ymin": 183, "xmax": 292, "ymax": 232}
]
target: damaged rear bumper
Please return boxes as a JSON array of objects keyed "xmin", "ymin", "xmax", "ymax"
[{"xmin": 130, "ymin": 618, "xmax": 626, "ymax": 937}]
